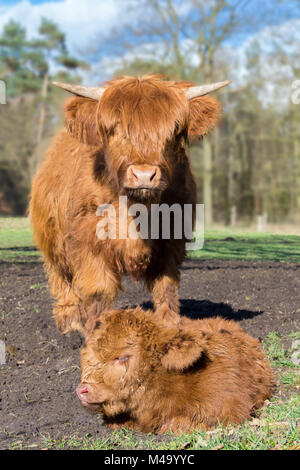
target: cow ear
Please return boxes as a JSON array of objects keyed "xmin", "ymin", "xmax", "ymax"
[
  {"xmin": 161, "ymin": 332, "xmax": 204, "ymax": 371},
  {"xmin": 64, "ymin": 96, "xmax": 102, "ymax": 146},
  {"xmin": 188, "ymin": 96, "xmax": 221, "ymax": 139}
]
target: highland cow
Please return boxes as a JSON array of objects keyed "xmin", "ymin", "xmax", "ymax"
[
  {"xmin": 29, "ymin": 74, "xmax": 230, "ymax": 334},
  {"xmin": 77, "ymin": 306, "xmax": 275, "ymax": 434}
]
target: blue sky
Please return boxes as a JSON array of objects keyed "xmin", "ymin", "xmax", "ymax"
[
  {"xmin": 0, "ymin": 0, "xmax": 299, "ymax": 87},
  {"xmin": 0, "ymin": 0, "xmax": 62, "ymax": 5},
  {"xmin": 0, "ymin": 0, "xmax": 124, "ymax": 64}
]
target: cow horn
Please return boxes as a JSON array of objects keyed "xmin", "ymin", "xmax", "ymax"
[
  {"xmin": 185, "ymin": 80, "xmax": 232, "ymax": 100},
  {"xmin": 52, "ymin": 81, "xmax": 106, "ymax": 100}
]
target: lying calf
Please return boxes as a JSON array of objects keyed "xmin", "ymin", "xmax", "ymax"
[{"xmin": 77, "ymin": 306, "xmax": 275, "ymax": 434}]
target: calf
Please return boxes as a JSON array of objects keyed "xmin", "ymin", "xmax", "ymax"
[{"xmin": 77, "ymin": 307, "xmax": 275, "ymax": 433}]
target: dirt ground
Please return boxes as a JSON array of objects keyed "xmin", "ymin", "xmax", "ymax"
[{"xmin": 0, "ymin": 259, "xmax": 299, "ymax": 449}]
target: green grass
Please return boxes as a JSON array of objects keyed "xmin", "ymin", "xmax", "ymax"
[
  {"xmin": 190, "ymin": 228, "xmax": 300, "ymax": 262},
  {"xmin": 4, "ymin": 395, "xmax": 296, "ymax": 450},
  {"xmin": 280, "ymin": 372, "xmax": 300, "ymax": 387},
  {"xmin": 263, "ymin": 331, "xmax": 300, "ymax": 395},
  {"xmin": 1, "ymin": 218, "xmax": 300, "ymax": 263},
  {"xmin": 289, "ymin": 331, "xmax": 300, "ymax": 341},
  {"xmin": 0, "ymin": 217, "xmax": 38, "ymax": 262},
  {"xmin": 263, "ymin": 331, "xmax": 300, "ymax": 368},
  {"xmin": 30, "ymin": 283, "xmax": 44, "ymax": 290}
]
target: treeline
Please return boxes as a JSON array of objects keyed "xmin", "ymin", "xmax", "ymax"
[
  {"xmin": 111, "ymin": 0, "xmax": 300, "ymax": 226},
  {"xmin": 1, "ymin": 1, "xmax": 300, "ymax": 227},
  {"xmin": 0, "ymin": 19, "xmax": 87, "ymax": 214}
]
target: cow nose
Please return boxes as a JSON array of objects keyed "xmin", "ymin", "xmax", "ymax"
[
  {"xmin": 76, "ymin": 384, "xmax": 90, "ymax": 400},
  {"xmin": 127, "ymin": 165, "xmax": 160, "ymax": 189},
  {"xmin": 132, "ymin": 167, "xmax": 157, "ymax": 184}
]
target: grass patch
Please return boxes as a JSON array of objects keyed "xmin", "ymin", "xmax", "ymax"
[
  {"xmin": 190, "ymin": 229, "xmax": 300, "ymax": 262},
  {"xmin": 3, "ymin": 392, "xmax": 298, "ymax": 450},
  {"xmin": 263, "ymin": 331, "xmax": 299, "ymax": 368},
  {"xmin": 280, "ymin": 372, "xmax": 300, "ymax": 387},
  {"xmin": 263, "ymin": 331, "xmax": 300, "ymax": 398},
  {"xmin": 289, "ymin": 331, "xmax": 300, "ymax": 341},
  {"xmin": 28, "ymin": 396, "xmax": 298, "ymax": 450},
  {"xmin": 0, "ymin": 217, "xmax": 38, "ymax": 263},
  {"xmin": 30, "ymin": 283, "xmax": 44, "ymax": 290},
  {"xmin": 1, "ymin": 218, "xmax": 300, "ymax": 263}
]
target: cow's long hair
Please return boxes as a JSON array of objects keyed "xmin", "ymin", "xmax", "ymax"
[
  {"xmin": 64, "ymin": 74, "xmax": 221, "ymax": 149},
  {"xmin": 29, "ymin": 74, "xmax": 222, "ymax": 334}
]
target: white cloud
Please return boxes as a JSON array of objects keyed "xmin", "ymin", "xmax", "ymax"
[
  {"xmin": 0, "ymin": 0, "xmax": 123, "ymax": 60},
  {"xmin": 1, "ymin": 0, "xmax": 299, "ymax": 101},
  {"xmin": 220, "ymin": 18, "xmax": 300, "ymax": 108},
  {"xmin": 89, "ymin": 14, "xmax": 300, "ymax": 110}
]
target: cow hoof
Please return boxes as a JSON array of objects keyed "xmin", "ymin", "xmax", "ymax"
[
  {"xmin": 154, "ymin": 303, "xmax": 181, "ymax": 325},
  {"xmin": 54, "ymin": 305, "xmax": 83, "ymax": 334}
]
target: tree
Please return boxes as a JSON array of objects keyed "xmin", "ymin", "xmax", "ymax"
[
  {"xmin": 0, "ymin": 21, "xmax": 36, "ymax": 94},
  {"xmin": 110, "ymin": 0, "xmax": 249, "ymax": 225},
  {"xmin": 107, "ymin": 0, "xmax": 300, "ymax": 226},
  {"xmin": 30, "ymin": 18, "xmax": 88, "ymax": 166},
  {"xmin": 0, "ymin": 19, "xmax": 88, "ymax": 214}
]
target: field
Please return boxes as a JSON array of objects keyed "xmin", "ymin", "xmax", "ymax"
[{"xmin": 0, "ymin": 217, "xmax": 299, "ymax": 450}]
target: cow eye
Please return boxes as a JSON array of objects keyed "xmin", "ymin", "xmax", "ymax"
[{"xmin": 114, "ymin": 355, "xmax": 130, "ymax": 364}]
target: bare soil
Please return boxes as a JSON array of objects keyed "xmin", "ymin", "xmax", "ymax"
[{"xmin": 0, "ymin": 259, "xmax": 299, "ymax": 449}]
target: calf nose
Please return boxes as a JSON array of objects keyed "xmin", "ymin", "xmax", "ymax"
[
  {"xmin": 76, "ymin": 384, "xmax": 90, "ymax": 400},
  {"xmin": 127, "ymin": 165, "xmax": 161, "ymax": 189}
]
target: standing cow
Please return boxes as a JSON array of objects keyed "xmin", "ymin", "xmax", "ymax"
[{"xmin": 29, "ymin": 74, "xmax": 230, "ymax": 334}]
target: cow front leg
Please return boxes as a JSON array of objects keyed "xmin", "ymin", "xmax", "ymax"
[
  {"xmin": 80, "ymin": 292, "xmax": 118, "ymax": 334},
  {"xmin": 72, "ymin": 255, "xmax": 121, "ymax": 333},
  {"xmin": 147, "ymin": 268, "xmax": 180, "ymax": 314},
  {"xmin": 44, "ymin": 261, "xmax": 84, "ymax": 335}
]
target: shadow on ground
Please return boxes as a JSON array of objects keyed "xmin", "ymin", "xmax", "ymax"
[{"xmin": 142, "ymin": 299, "xmax": 263, "ymax": 321}]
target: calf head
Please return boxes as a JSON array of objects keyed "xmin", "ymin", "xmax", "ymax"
[
  {"xmin": 77, "ymin": 307, "xmax": 205, "ymax": 417},
  {"xmin": 55, "ymin": 75, "xmax": 230, "ymax": 202}
]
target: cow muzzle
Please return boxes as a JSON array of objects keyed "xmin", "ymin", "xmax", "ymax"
[
  {"xmin": 76, "ymin": 383, "xmax": 103, "ymax": 412},
  {"xmin": 125, "ymin": 165, "xmax": 162, "ymax": 190}
]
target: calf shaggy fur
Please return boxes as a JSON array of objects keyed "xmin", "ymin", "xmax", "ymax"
[{"xmin": 77, "ymin": 307, "xmax": 275, "ymax": 434}]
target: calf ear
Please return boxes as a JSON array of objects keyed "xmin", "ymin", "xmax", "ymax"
[
  {"xmin": 64, "ymin": 96, "xmax": 102, "ymax": 146},
  {"xmin": 188, "ymin": 96, "xmax": 221, "ymax": 139},
  {"xmin": 161, "ymin": 332, "xmax": 204, "ymax": 371}
]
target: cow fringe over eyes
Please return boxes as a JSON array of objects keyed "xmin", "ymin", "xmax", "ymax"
[{"xmin": 64, "ymin": 74, "xmax": 222, "ymax": 151}]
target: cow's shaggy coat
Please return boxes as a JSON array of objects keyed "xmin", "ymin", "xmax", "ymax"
[
  {"xmin": 77, "ymin": 307, "xmax": 275, "ymax": 434},
  {"xmin": 29, "ymin": 75, "xmax": 221, "ymax": 333}
]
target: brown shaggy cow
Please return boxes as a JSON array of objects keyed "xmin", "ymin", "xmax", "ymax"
[
  {"xmin": 29, "ymin": 74, "xmax": 230, "ymax": 334},
  {"xmin": 77, "ymin": 306, "xmax": 275, "ymax": 434}
]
